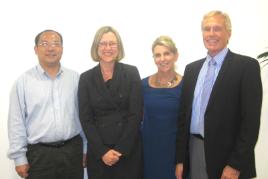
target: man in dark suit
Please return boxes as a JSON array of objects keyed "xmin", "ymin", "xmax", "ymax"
[{"xmin": 175, "ymin": 11, "xmax": 262, "ymax": 179}]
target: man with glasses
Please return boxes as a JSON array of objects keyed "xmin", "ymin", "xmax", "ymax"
[
  {"xmin": 175, "ymin": 11, "xmax": 262, "ymax": 179},
  {"xmin": 7, "ymin": 29, "xmax": 87, "ymax": 179}
]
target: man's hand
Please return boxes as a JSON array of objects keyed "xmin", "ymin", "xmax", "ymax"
[
  {"xmin": 102, "ymin": 149, "xmax": 122, "ymax": 166},
  {"xmin": 15, "ymin": 164, "xmax": 30, "ymax": 178},
  {"xmin": 220, "ymin": 165, "xmax": 240, "ymax": 179},
  {"xmin": 175, "ymin": 163, "xmax": 183, "ymax": 179}
]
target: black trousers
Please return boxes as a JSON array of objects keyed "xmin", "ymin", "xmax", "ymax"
[{"xmin": 26, "ymin": 135, "xmax": 84, "ymax": 179}]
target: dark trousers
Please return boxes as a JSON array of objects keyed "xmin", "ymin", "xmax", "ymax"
[{"xmin": 26, "ymin": 135, "xmax": 84, "ymax": 179}]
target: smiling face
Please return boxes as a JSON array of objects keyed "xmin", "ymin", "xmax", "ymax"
[
  {"xmin": 34, "ymin": 31, "xmax": 63, "ymax": 68},
  {"xmin": 202, "ymin": 14, "xmax": 231, "ymax": 57},
  {"xmin": 153, "ymin": 45, "xmax": 178, "ymax": 73},
  {"xmin": 97, "ymin": 32, "xmax": 119, "ymax": 63}
]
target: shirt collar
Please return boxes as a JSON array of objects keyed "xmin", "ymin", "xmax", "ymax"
[
  {"xmin": 206, "ymin": 47, "xmax": 228, "ymax": 66},
  {"xmin": 36, "ymin": 64, "xmax": 63, "ymax": 78}
]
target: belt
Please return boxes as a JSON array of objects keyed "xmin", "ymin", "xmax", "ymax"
[
  {"xmin": 38, "ymin": 135, "xmax": 79, "ymax": 148},
  {"xmin": 192, "ymin": 134, "xmax": 204, "ymax": 140}
]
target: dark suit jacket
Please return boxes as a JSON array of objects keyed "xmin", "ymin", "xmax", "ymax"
[
  {"xmin": 78, "ymin": 62, "xmax": 143, "ymax": 179},
  {"xmin": 176, "ymin": 50, "xmax": 262, "ymax": 178}
]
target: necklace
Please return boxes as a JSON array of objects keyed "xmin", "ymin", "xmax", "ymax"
[{"xmin": 154, "ymin": 74, "xmax": 177, "ymax": 88}]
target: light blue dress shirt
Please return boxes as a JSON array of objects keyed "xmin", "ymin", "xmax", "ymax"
[
  {"xmin": 190, "ymin": 48, "xmax": 228, "ymax": 136},
  {"xmin": 7, "ymin": 64, "xmax": 87, "ymax": 166}
]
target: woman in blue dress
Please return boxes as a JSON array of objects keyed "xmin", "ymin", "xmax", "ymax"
[{"xmin": 142, "ymin": 36, "xmax": 183, "ymax": 179}]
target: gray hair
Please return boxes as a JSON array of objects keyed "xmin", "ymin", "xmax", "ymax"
[{"xmin": 201, "ymin": 10, "xmax": 232, "ymax": 32}]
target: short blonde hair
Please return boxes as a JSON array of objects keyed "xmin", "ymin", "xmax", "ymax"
[
  {"xmin": 91, "ymin": 26, "xmax": 125, "ymax": 62},
  {"xmin": 201, "ymin": 10, "xmax": 232, "ymax": 32},
  {"xmin": 152, "ymin": 36, "xmax": 178, "ymax": 55}
]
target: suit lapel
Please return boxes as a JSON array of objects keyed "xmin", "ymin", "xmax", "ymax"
[
  {"xmin": 184, "ymin": 59, "xmax": 205, "ymax": 123},
  {"xmin": 93, "ymin": 64, "xmax": 119, "ymax": 109},
  {"xmin": 189, "ymin": 59, "xmax": 205, "ymax": 98},
  {"xmin": 207, "ymin": 50, "xmax": 233, "ymax": 108},
  {"xmin": 108, "ymin": 62, "xmax": 122, "ymax": 93}
]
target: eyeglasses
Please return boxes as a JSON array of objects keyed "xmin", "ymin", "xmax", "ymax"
[
  {"xmin": 98, "ymin": 41, "xmax": 118, "ymax": 48},
  {"xmin": 38, "ymin": 41, "xmax": 62, "ymax": 48},
  {"xmin": 202, "ymin": 25, "xmax": 224, "ymax": 33}
]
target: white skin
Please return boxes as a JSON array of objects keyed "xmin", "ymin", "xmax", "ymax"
[
  {"xmin": 98, "ymin": 32, "xmax": 119, "ymax": 64},
  {"xmin": 203, "ymin": 14, "xmax": 239, "ymax": 179},
  {"xmin": 202, "ymin": 14, "xmax": 231, "ymax": 57},
  {"xmin": 152, "ymin": 44, "xmax": 179, "ymax": 89},
  {"xmin": 97, "ymin": 32, "xmax": 122, "ymax": 165},
  {"xmin": 176, "ymin": 15, "xmax": 239, "ymax": 179},
  {"xmin": 153, "ymin": 45, "xmax": 178, "ymax": 76},
  {"xmin": 98, "ymin": 32, "xmax": 119, "ymax": 82}
]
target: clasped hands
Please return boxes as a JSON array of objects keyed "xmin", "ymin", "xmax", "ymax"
[{"xmin": 102, "ymin": 149, "xmax": 122, "ymax": 166}]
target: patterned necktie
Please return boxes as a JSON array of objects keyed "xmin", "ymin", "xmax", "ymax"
[{"xmin": 199, "ymin": 59, "xmax": 216, "ymax": 137}]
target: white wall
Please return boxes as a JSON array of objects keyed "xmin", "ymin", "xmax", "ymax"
[{"xmin": 0, "ymin": 0, "xmax": 267, "ymax": 178}]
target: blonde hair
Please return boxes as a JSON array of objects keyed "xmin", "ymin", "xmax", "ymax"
[
  {"xmin": 91, "ymin": 26, "xmax": 125, "ymax": 62},
  {"xmin": 152, "ymin": 36, "xmax": 178, "ymax": 55},
  {"xmin": 201, "ymin": 10, "xmax": 232, "ymax": 32}
]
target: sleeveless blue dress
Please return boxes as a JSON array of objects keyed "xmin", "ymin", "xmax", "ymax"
[{"xmin": 142, "ymin": 77, "xmax": 182, "ymax": 179}]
